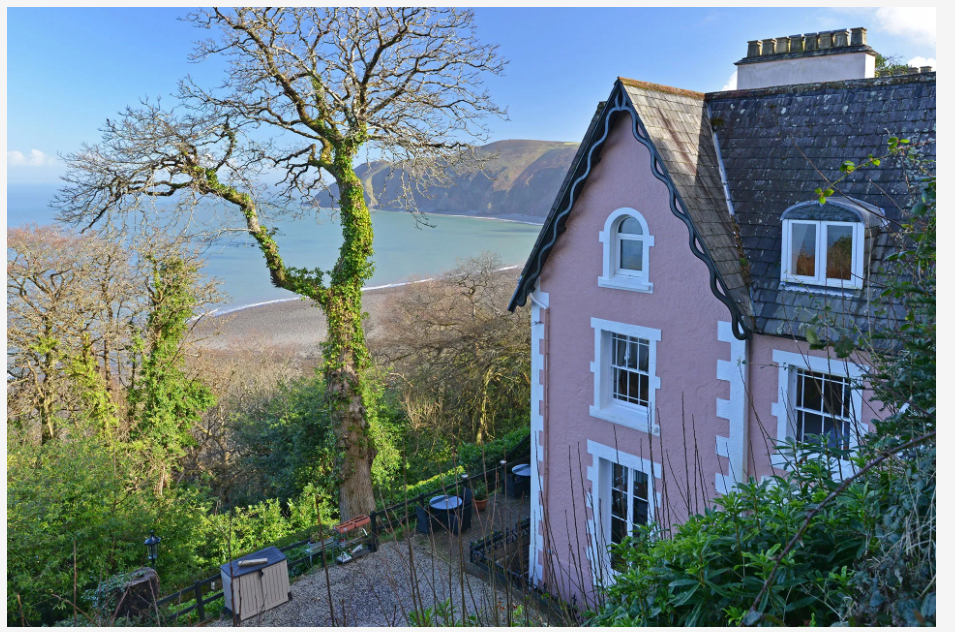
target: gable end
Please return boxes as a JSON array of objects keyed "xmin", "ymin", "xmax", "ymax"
[{"xmin": 510, "ymin": 80, "xmax": 754, "ymax": 340}]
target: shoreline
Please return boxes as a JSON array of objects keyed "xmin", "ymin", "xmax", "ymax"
[
  {"xmin": 369, "ymin": 206, "xmax": 546, "ymax": 227},
  {"xmin": 195, "ymin": 266, "xmax": 524, "ymax": 358},
  {"xmin": 202, "ymin": 264, "xmax": 523, "ymax": 319}
]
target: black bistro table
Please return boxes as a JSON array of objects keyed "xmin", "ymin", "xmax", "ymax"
[
  {"xmin": 506, "ymin": 463, "xmax": 531, "ymax": 498},
  {"xmin": 417, "ymin": 494, "xmax": 472, "ymax": 535}
]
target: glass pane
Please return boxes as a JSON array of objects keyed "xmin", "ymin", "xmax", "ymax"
[
  {"xmin": 611, "ymin": 488, "xmax": 627, "ymax": 519},
  {"xmin": 826, "ymin": 225, "xmax": 854, "ymax": 281},
  {"xmin": 821, "ymin": 418, "xmax": 844, "ymax": 450},
  {"xmin": 791, "ymin": 223, "xmax": 816, "ymax": 277},
  {"xmin": 634, "ymin": 499, "xmax": 649, "ymax": 526},
  {"xmin": 612, "ymin": 463, "xmax": 628, "ymax": 492},
  {"xmin": 838, "ymin": 420, "xmax": 851, "ymax": 449},
  {"xmin": 628, "ymin": 371, "xmax": 641, "ymax": 404},
  {"xmin": 799, "ymin": 372, "xmax": 823, "ymax": 411},
  {"xmin": 823, "ymin": 378, "xmax": 847, "ymax": 417},
  {"xmin": 799, "ymin": 411, "xmax": 823, "ymax": 440},
  {"xmin": 638, "ymin": 342, "xmax": 649, "ymax": 373},
  {"xmin": 614, "ymin": 368, "xmax": 626, "ymax": 400},
  {"xmin": 613, "ymin": 336, "xmax": 626, "ymax": 366},
  {"xmin": 633, "ymin": 471, "xmax": 648, "ymax": 501},
  {"xmin": 611, "ymin": 516, "xmax": 627, "ymax": 546},
  {"xmin": 626, "ymin": 340, "xmax": 640, "ymax": 369},
  {"xmin": 618, "ymin": 217, "xmax": 643, "ymax": 235},
  {"xmin": 639, "ymin": 374, "xmax": 649, "ymax": 406},
  {"xmin": 619, "ymin": 239, "xmax": 643, "ymax": 271}
]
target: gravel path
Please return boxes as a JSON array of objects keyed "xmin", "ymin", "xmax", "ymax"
[{"xmin": 209, "ymin": 530, "xmax": 535, "ymax": 627}]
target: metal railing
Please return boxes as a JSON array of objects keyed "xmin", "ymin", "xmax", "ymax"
[
  {"xmin": 367, "ymin": 448, "xmax": 532, "ymax": 546},
  {"xmin": 468, "ymin": 517, "xmax": 533, "ymax": 590}
]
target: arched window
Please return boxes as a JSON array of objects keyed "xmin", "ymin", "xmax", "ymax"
[{"xmin": 599, "ymin": 208, "xmax": 654, "ymax": 292}]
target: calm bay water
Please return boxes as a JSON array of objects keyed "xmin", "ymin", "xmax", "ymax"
[{"xmin": 7, "ymin": 184, "xmax": 541, "ymax": 310}]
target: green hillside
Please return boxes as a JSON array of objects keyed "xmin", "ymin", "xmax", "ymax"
[{"xmin": 317, "ymin": 139, "xmax": 579, "ymax": 219}]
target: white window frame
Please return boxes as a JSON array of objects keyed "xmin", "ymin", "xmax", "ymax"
[
  {"xmin": 780, "ymin": 218, "xmax": 865, "ymax": 290},
  {"xmin": 586, "ymin": 440, "xmax": 661, "ymax": 585},
  {"xmin": 770, "ymin": 349, "xmax": 868, "ymax": 476},
  {"xmin": 589, "ymin": 318, "xmax": 661, "ymax": 435},
  {"xmin": 598, "ymin": 208, "xmax": 654, "ymax": 293}
]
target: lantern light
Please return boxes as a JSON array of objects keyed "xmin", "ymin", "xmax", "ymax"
[{"xmin": 144, "ymin": 530, "xmax": 161, "ymax": 568}]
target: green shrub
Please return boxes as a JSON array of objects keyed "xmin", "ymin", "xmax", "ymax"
[
  {"xmin": 376, "ymin": 466, "xmax": 467, "ymax": 511},
  {"xmin": 229, "ymin": 373, "xmax": 404, "ymax": 506}
]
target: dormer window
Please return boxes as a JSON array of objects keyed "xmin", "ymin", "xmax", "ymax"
[
  {"xmin": 780, "ymin": 198, "xmax": 874, "ymax": 291},
  {"xmin": 599, "ymin": 208, "xmax": 654, "ymax": 293}
]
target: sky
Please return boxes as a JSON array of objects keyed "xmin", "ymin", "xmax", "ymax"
[{"xmin": 6, "ymin": 6, "xmax": 937, "ymax": 184}]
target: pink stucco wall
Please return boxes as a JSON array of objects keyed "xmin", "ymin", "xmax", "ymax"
[
  {"xmin": 535, "ymin": 110, "xmax": 736, "ymax": 604},
  {"xmin": 532, "ymin": 110, "xmax": 885, "ymax": 605}
]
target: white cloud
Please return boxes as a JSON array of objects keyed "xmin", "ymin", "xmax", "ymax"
[
  {"xmin": 722, "ymin": 71, "xmax": 737, "ymax": 91},
  {"xmin": 829, "ymin": 7, "xmax": 935, "ymax": 48},
  {"xmin": 907, "ymin": 56, "xmax": 936, "ymax": 70},
  {"xmin": 872, "ymin": 8, "xmax": 936, "ymax": 45},
  {"xmin": 7, "ymin": 149, "xmax": 57, "ymax": 167}
]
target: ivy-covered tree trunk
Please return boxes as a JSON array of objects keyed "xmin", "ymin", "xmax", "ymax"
[
  {"xmin": 198, "ymin": 148, "xmax": 379, "ymax": 519},
  {"xmin": 57, "ymin": 7, "xmax": 506, "ymax": 521},
  {"xmin": 324, "ymin": 148, "xmax": 377, "ymax": 519}
]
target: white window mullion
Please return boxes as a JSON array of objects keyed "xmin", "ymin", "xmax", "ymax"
[{"xmin": 814, "ymin": 220, "xmax": 824, "ymax": 282}]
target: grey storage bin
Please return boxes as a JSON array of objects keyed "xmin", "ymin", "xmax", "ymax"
[{"xmin": 220, "ymin": 546, "xmax": 290, "ymax": 621}]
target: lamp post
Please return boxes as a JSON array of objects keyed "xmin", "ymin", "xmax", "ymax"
[{"xmin": 144, "ymin": 531, "xmax": 161, "ymax": 569}]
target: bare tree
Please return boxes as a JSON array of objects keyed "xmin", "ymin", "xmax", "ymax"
[
  {"xmin": 377, "ymin": 253, "xmax": 530, "ymax": 446},
  {"xmin": 7, "ymin": 226, "xmax": 111, "ymax": 443},
  {"xmin": 55, "ymin": 7, "xmax": 506, "ymax": 518},
  {"xmin": 7, "ymin": 224, "xmax": 221, "ymax": 447}
]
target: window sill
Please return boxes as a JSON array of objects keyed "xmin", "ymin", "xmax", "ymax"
[
  {"xmin": 779, "ymin": 279, "xmax": 863, "ymax": 294},
  {"xmin": 589, "ymin": 403, "xmax": 659, "ymax": 435},
  {"xmin": 597, "ymin": 276, "xmax": 653, "ymax": 293}
]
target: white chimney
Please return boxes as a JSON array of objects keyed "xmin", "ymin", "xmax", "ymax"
[{"xmin": 735, "ymin": 27, "xmax": 877, "ymax": 90}]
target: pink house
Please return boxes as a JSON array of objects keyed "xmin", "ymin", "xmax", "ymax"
[{"xmin": 507, "ymin": 29, "xmax": 935, "ymax": 604}]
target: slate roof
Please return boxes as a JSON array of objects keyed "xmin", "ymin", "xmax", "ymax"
[
  {"xmin": 708, "ymin": 72, "xmax": 936, "ymax": 339},
  {"xmin": 509, "ymin": 72, "xmax": 935, "ymax": 343},
  {"xmin": 619, "ymin": 79, "xmax": 752, "ymax": 325}
]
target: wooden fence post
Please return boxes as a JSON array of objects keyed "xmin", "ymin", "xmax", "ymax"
[
  {"xmin": 369, "ymin": 512, "xmax": 378, "ymax": 552},
  {"xmin": 194, "ymin": 581, "xmax": 205, "ymax": 622}
]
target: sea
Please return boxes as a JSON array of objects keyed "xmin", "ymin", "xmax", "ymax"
[{"xmin": 7, "ymin": 183, "xmax": 542, "ymax": 312}]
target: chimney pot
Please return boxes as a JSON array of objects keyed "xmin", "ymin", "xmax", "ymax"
[
  {"xmin": 737, "ymin": 26, "xmax": 879, "ymax": 89},
  {"xmin": 850, "ymin": 27, "xmax": 867, "ymax": 46},
  {"xmin": 920, "ymin": 66, "xmax": 934, "ymax": 73},
  {"xmin": 906, "ymin": 66, "xmax": 919, "ymax": 74}
]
